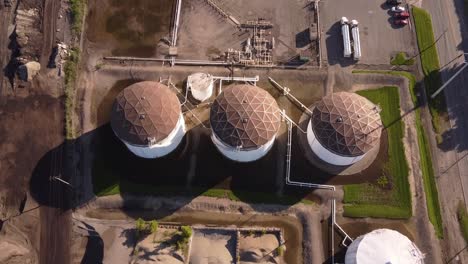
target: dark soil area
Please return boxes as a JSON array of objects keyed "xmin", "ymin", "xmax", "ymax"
[
  {"xmin": 0, "ymin": 80, "xmax": 63, "ymax": 218},
  {"xmin": 86, "ymin": 0, "xmax": 175, "ymax": 57}
]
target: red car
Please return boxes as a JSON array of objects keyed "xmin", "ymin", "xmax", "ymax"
[
  {"xmin": 394, "ymin": 19, "xmax": 408, "ymax": 26},
  {"xmin": 394, "ymin": 11, "xmax": 410, "ymax": 18}
]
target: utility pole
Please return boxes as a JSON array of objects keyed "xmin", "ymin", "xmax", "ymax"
[{"xmin": 431, "ymin": 53, "xmax": 468, "ymax": 99}]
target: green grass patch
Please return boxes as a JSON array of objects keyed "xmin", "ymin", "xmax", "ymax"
[
  {"xmin": 391, "ymin": 52, "xmax": 415, "ymax": 66},
  {"xmin": 412, "ymin": 6, "xmax": 445, "ymax": 137},
  {"xmin": 70, "ymin": 0, "xmax": 86, "ymax": 34},
  {"xmin": 94, "ymin": 178, "xmax": 314, "ymax": 206},
  {"xmin": 344, "ymin": 204, "xmax": 412, "ymax": 219},
  {"xmin": 343, "ymin": 86, "xmax": 412, "ymax": 219},
  {"xmin": 64, "ymin": 48, "xmax": 80, "ymax": 139},
  {"xmin": 352, "ymin": 70, "xmax": 444, "ymax": 237},
  {"xmin": 457, "ymin": 202, "xmax": 468, "ymax": 243}
]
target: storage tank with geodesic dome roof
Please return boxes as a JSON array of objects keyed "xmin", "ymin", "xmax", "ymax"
[
  {"xmin": 111, "ymin": 81, "xmax": 185, "ymax": 159},
  {"xmin": 210, "ymin": 84, "xmax": 281, "ymax": 162},
  {"xmin": 307, "ymin": 92, "xmax": 383, "ymax": 166}
]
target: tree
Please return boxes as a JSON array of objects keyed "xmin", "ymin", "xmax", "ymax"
[
  {"xmin": 149, "ymin": 220, "xmax": 159, "ymax": 234},
  {"xmin": 135, "ymin": 218, "xmax": 146, "ymax": 233},
  {"xmin": 180, "ymin": 226, "xmax": 192, "ymax": 238}
]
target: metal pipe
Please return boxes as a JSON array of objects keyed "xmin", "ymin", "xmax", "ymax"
[
  {"xmin": 269, "ymin": 77, "xmax": 314, "ymax": 116},
  {"xmin": 212, "ymin": 75, "xmax": 260, "ymax": 82},
  {"xmin": 172, "ymin": 0, "xmax": 182, "ymax": 46},
  {"xmin": 281, "ymin": 112, "xmax": 353, "ymax": 263}
]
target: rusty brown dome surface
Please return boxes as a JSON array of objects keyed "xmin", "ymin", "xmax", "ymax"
[
  {"xmin": 210, "ymin": 84, "xmax": 281, "ymax": 149},
  {"xmin": 311, "ymin": 92, "xmax": 382, "ymax": 156},
  {"xmin": 111, "ymin": 81, "xmax": 181, "ymax": 146}
]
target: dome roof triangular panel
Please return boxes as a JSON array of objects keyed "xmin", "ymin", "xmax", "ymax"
[
  {"xmin": 111, "ymin": 81, "xmax": 181, "ymax": 146},
  {"xmin": 311, "ymin": 92, "xmax": 382, "ymax": 156},
  {"xmin": 210, "ymin": 84, "xmax": 281, "ymax": 149}
]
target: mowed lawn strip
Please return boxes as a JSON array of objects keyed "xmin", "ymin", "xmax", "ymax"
[
  {"xmin": 352, "ymin": 70, "xmax": 443, "ymax": 237},
  {"xmin": 343, "ymin": 86, "xmax": 412, "ymax": 219},
  {"xmin": 458, "ymin": 202, "xmax": 468, "ymax": 243},
  {"xmin": 93, "ymin": 178, "xmax": 314, "ymax": 206},
  {"xmin": 412, "ymin": 6, "xmax": 445, "ymax": 138}
]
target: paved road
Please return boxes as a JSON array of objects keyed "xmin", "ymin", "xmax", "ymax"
[{"xmin": 421, "ymin": 0, "xmax": 468, "ymax": 262}]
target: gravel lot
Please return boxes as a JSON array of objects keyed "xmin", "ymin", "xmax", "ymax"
[
  {"xmin": 319, "ymin": 0, "xmax": 416, "ymax": 65},
  {"xmin": 177, "ymin": 0, "xmax": 314, "ymax": 62}
]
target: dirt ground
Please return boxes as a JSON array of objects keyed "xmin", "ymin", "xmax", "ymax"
[
  {"xmin": 177, "ymin": 0, "xmax": 315, "ymax": 63},
  {"xmin": 0, "ymin": 70, "xmax": 64, "ymax": 263},
  {"xmin": 85, "ymin": 0, "xmax": 175, "ymax": 58}
]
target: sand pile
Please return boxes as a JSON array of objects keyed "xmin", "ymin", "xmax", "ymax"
[
  {"xmin": 132, "ymin": 227, "xmax": 185, "ymax": 264},
  {"xmin": 239, "ymin": 233, "xmax": 283, "ymax": 264},
  {"xmin": 189, "ymin": 229, "xmax": 235, "ymax": 264}
]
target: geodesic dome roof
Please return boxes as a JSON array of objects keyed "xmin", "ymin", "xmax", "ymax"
[
  {"xmin": 311, "ymin": 92, "xmax": 382, "ymax": 157},
  {"xmin": 111, "ymin": 81, "xmax": 181, "ymax": 146},
  {"xmin": 345, "ymin": 229, "xmax": 424, "ymax": 264},
  {"xmin": 210, "ymin": 84, "xmax": 281, "ymax": 149}
]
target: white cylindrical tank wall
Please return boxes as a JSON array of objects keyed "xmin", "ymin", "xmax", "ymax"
[
  {"xmin": 211, "ymin": 133, "xmax": 275, "ymax": 162},
  {"xmin": 345, "ymin": 229, "xmax": 424, "ymax": 264},
  {"xmin": 188, "ymin": 73, "xmax": 214, "ymax": 102},
  {"xmin": 307, "ymin": 121, "xmax": 364, "ymax": 166},
  {"xmin": 120, "ymin": 114, "xmax": 186, "ymax": 159}
]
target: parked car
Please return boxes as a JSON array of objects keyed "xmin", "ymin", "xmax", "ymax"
[
  {"xmin": 394, "ymin": 19, "xmax": 408, "ymax": 26},
  {"xmin": 386, "ymin": 0, "xmax": 403, "ymax": 5},
  {"xmin": 392, "ymin": 11, "xmax": 410, "ymax": 18},
  {"xmin": 398, "ymin": 11, "xmax": 410, "ymax": 18},
  {"xmin": 391, "ymin": 6, "xmax": 406, "ymax": 13}
]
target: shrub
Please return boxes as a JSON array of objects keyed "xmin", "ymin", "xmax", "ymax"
[
  {"xmin": 180, "ymin": 226, "xmax": 192, "ymax": 238},
  {"xmin": 276, "ymin": 246, "xmax": 284, "ymax": 256},
  {"xmin": 149, "ymin": 220, "xmax": 159, "ymax": 233}
]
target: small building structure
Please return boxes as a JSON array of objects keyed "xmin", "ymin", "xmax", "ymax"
[
  {"xmin": 345, "ymin": 229, "xmax": 424, "ymax": 264},
  {"xmin": 307, "ymin": 92, "xmax": 382, "ymax": 166},
  {"xmin": 111, "ymin": 81, "xmax": 185, "ymax": 158},
  {"xmin": 187, "ymin": 72, "xmax": 214, "ymax": 102},
  {"xmin": 210, "ymin": 84, "xmax": 281, "ymax": 162}
]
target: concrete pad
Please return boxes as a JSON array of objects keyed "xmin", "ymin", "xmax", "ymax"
[{"xmin": 319, "ymin": 0, "xmax": 416, "ymax": 65}]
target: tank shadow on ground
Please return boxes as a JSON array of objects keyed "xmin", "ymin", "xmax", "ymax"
[
  {"xmin": 436, "ymin": 65, "xmax": 468, "ymax": 153},
  {"xmin": 29, "ymin": 114, "xmax": 385, "ymax": 212},
  {"xmin": 80, "ymin": 223, "xmax": 104, "ymax": 264}
]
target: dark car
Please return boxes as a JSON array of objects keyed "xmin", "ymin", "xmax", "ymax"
[
  {"xmin": 394, "ymin": 19, "xmax": 408, "ymax": 26},
  {"xmin": 387, "ymin": 0, "xmax": 403, "ymax": 5}
]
